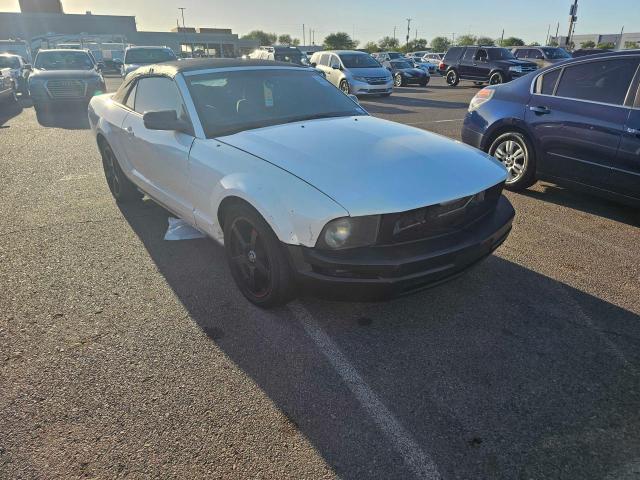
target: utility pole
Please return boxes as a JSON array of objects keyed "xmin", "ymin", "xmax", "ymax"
[
  {"xmin": 500, "ymin": 29, "xmax": 505, "ymax": 46},
  {"xmin": 451, "ymin": 32, "xmax": 455, "ymax": 45},
  {"xmin": 393, "ymin": 26, "xmax": 397, "ymax": 44},
  {"xmin": 555, "ymin": 22, "xmax": 560, "ymax": 44},
  {"xmin": 617, "ymin": 25, "xmax": 624, "ymax": 50},
  {"xmin": 566, "ymin": 0, "xmax": 578, "ymax": 49},
  {"xmin": 178, "ymin": 7, "xmax": 188, "ymax": 57},
  {"xmin": 546, "ymin": 24, "xmax": 551, "ymax": 45},
  {"xmin": 302, "ymin": 24, "xmax": 305, "ymax": 46},
  {"xmin": 405, "ymin": 18, "xmax": 412, "ymax": 49}
]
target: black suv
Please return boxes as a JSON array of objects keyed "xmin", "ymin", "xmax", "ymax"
[{"xmin": 441, "ymin": 46, "xmax": 538, "ymax": 86}]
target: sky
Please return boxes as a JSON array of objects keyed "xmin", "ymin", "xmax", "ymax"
[{"xmin": 1, "ymin": 0, "xmax": 638, "ymax": 45}]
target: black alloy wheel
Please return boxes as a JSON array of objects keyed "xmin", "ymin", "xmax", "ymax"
[
  {"xmin": 224, "ymin": 204, "xmax": 295, "ymax": 307},
  {"xmin": 490, "ymin": 71, "xmax": 505, "ymax": 85},
  {"xmin": 446, "ymin": 69, "xmax": 460, "ymax": 86},
  {"xmin": 100, "ymin": 142, "xmax": 142, "ymax": 202}
]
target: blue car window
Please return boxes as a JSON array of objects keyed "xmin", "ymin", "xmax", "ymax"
[
  {"xmin": 555, "ymin": 58, "xmax": 639, "ymax": 105},
  {"xmin": 536, "ymin": 69, "xmax": 562, "ymax": 95}
]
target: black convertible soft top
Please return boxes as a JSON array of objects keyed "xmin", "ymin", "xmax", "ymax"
[{"xmin": 131, "ymin": 58, "xmax": 304, "ymax": 78}]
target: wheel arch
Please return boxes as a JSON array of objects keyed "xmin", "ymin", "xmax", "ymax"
[{"xmin": 481, "ymin": 118, "xmax": 535, "ymax": 154}]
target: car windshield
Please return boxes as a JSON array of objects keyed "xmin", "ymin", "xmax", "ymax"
[
  {"xmin": 541, "ymin": 47, "xmax": 571, "ymax": 59},
  {"xmin": 274, "ymin": 53, "xmax": 309, "ymax": 66},
  {"xmin": 124, "ymin": 48, "xmax": 176, "ymax": 64},
  {"xmin": 186, "ymin": 69, "xmax": 367, "ymax": 138},
  {"xmin": 34, "ymin": 51, "xmax": 94, "ymax": 70},
  {"xmin": 339, "ymin": 53, "xmax": 380, "ymax": 68},
  {"xmin": 392, "ymin": 60, "xmax": 413, "ymax": 69},
  {"xmin": 0, "ymin": 56, "xmax": 20, "ymax": 68},
  {"xmin": 488, "ymin": 48, "xmax": 517, "ymax": 60}
]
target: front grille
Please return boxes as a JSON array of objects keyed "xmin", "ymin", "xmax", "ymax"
[
  {"xmin": 46, "ymin": 79, "xmax": 86, "ymax": 99},
  {"xmin": 365, "ymin": 76, "xmax": 388, "ymax": 85},
  {"xmin": 377, "ymin": 183, "xmax": 504, "ymax": 244}
]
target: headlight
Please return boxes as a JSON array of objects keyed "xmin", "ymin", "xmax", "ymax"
[
  {"xmin": 317, "ymin": 216, "xmax": 380, "ymax": 250},
  {"xmin": 468, "ymin": 88, "xmax": 495, "ymax": 112},
  {"xmin": 509, "ymin": 66, "xmax": 523, "ymax": 73},
  {"xmin": 352, "ymin": 76, "xmax": 367, "ymax": 82}
]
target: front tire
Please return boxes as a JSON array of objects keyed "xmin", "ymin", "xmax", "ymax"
[
  {"xmin": 224, "ymin": 203, "xmax": 296, "ymax": 308},
  {"xmin": 489, "ymin": 71, "xmax": 505, "ymax": 85},
  {"xmin": 488, "ymin": 132, "xmax": 537, "ymax": 191},
  {"xmin": 446, "ymin": 69, "xmax": 460, "ymax": 86},
  {"xmin": 99, "ymin": 141, "xmax": 143, "ymax": 203},
  {"xmin": 339, "ymin": 79, "xmax": 350, "ymax": 95}
]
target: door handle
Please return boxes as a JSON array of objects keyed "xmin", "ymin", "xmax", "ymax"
[
  {"xmin": 530, "ymin": 106, "xmax": 551, "ymax": 115},
  {"xmin": 626, "ymin": 127, "xmax": 640, "ymax": 138},
  {"xmin": 126, "ymin": 126, "xmax": 134, "ymax": 137}
]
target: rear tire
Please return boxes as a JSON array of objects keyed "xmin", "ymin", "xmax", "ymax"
[
  {"xmin": 488, "ymin": 132, "xmax": 537, "ymax": 191},
  {"xmin": 394, "ymin": 73, "xmax": 404, "ymax": 87},
  {"xmin": 99, "ymin": 141, "xmax": 143, "ymax": 203},
  {"xmin": 339, "ymin": 79, "xmax": 350, "ymax": 95},
  {"xmin": 224, "ymin": 203, "xmax": 296, "ymax": 308},
  {"xmin": 446, "ymin": 69, "xmax": 460, "ymax": 86}
]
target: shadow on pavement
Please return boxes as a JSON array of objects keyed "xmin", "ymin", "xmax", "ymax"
[
  {"xmin": 520, "ymin": 182, "xmax": 640, "ymax": 227},
  {"xmin": 360, "ymin": 94, "xmax": 469, "ymax": 116},
  {"xmin": 118, "ymin": 200, "xmax": 640, "ymax": 480},
  {"xmin": 33, "ymin": 103, "xmax": 90, "ymax": 130},
  {"xmin": 0, "ymin": 97, "xmax": 23, "ymax": 127}
]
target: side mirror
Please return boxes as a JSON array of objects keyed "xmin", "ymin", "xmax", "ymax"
[
  {"xmin": 143, "ymin": 110, "xmax": 192, "ymax": 134},
  {"xmin": 332, "ymin": 64, "xmax": 341, "ymax": 70},
  {"xmin": 96, "ymin": 62, "xmax": 105, "ymax": 71},
  {"xmin": 310, "ymin": 62, "xmax": 317, "ymax": 68}
]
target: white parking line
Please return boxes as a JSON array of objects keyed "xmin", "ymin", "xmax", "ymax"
[{"xmin": 289, "ymin": 301, "xmax": 441, "ymax": 480}]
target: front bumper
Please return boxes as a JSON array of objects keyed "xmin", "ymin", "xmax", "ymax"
[
  {"xmin": 287, "ymin": 196, "xmax": 515, "ymax": 300},
  {"xmin": 350, "ymin": 79, "xmax": 394, "ymax": 95},
  {"xmin": 461, "ymin": 118, "xmax": 485, "ymax": 150}
]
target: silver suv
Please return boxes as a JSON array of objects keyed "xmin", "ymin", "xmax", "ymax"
[{"xmin": 310, "ymin": 50, "xmax": 393, "ymax": 96}]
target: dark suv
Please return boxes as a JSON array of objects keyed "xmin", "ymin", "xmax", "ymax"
[{"xmin": 441, "ymin": 46, "xmax": 538, "ymax": 86}]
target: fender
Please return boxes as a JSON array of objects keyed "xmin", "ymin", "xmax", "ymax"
[{"xmin": 187, "ymin": 139, "xmax": 349, "ymax": 247}]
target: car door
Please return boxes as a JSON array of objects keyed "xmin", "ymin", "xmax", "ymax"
[
  {"xmin": 527, "ymin": 57, "xmax": 640, "ymax": 191},
  {"xmin": 471, "ymin": 49, "xmax": 489, "ymax": 79},
  {"xmin": 120, "ymin": 75, "xmax": 195, "ymax": 222},
  {"xmin": 326, "ymin": 54, "xmax": 342, "ymax": 84},
  {"xmin": 614, "ymin": 68, "xmax": 640, "ymax": 199},
  {"xmin": 458, "ymin": 47, "xmax": 477, "ymax": 78},
  {"xmin": 316, "ymin": 53, "xmax": 333, "ymax": 85}
]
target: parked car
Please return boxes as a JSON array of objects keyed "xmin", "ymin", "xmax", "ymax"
[
  {"xmin": 371, "ymin": 52, "xmax": 405, "ymax": 63},
  {"xmin": 0, "ymin": 53, "xmax": 29, "ymax": 96},
  {"xmin": 382, "ymin": 59, "xmax": 430, "ymax": 87},
  {"xmin": 118, "ymin": 46, "xmax": 177, "ymax": 78},
  {"xmin": 441, "ymin": 46, "xmax": 538, "ymax": 86},
  {"xmin": 406, "ymin": 51, "xmax": 431, "ymax": 62},
  {"xmin": 310, "ymin": 50, "xmax": 393, "ymax": 96},
  {"xmin": 512, "ymin": 46, "xmax": 572, "ymax": 68},
  {"xmin": 424, "ymin": 52, "xmax": 445, "ymax": 64},
  {"xmin": 89, "ymin": 59, "xmax": 514, "ymax": 306},
  {"xmin": 461, "ymin": 50, "xmax": 640, "ymax": 207},
  {"xmin": 0, "ymin": 67, "xmax": 17, "ymax": 105},
  {"xmin": 28, "ymin": 49, "xmax": 106, "ymax": 114},
  {"xmin": 247, "ymin": 45, "xmax": 310, "ymax": 66},
  {"xmin": 410, "ymin": 58, "xmax": 438, "ymax": 74},
  {"xmin": 572, "ymin": 48, "xmax": 613, "ymax": 58}
]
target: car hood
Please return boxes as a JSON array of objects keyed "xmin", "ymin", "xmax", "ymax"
[
  {"xmin": 347, "ymin": 67, "xmax": 390, "ymax": 77},
  {"xmin": 218, "ymin": 116, "xmax": 507, "ymax": 216},
  {"xmin": 398, "ymin": 68, "xmax": 426, "ymax": 75},
  {"xmin": 495, "ymin": 59, "xmax": 537, "ymax": 67},
  {"xmin": 30, "ymin": 69, "xmax": 100, "ymax": 80}
]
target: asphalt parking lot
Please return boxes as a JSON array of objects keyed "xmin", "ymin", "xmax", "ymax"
[{"xmin": 1, "ymin": 74, "xmax": 639, "ymax": 480}]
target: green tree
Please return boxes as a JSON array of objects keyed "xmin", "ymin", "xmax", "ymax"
[
  {"xmin": 476, "ymin": 36, "xmax": 495, "ymax": 46},
  {"xmin": 323, "ymin": 32, "xmax": 358, "ymax": 50},
  {"xmin": 530, "ymin": 41, "xmax": 541, "ymax": 46},
  {"xmin": 430, "ymin": 36, "xmax": 451, "ymax": 52},
  {"xmin": 624, "ymin": 41, "xmax": 639, "ymax": 49},
  {"xmin": 277, "ymin": 34, "xmax": 293, "ymax": 45},
  {"xmin": 378, "ymin": 36, "xmax": 400, "ymax": 51},
  {"xmin": 292, "ymin": 38, "xmax": 300, "ymax": 46},
  {"xmin": 242, "ymin": 30, "xmax": 277, "ymax": 46},
  {"xmin": 581, "ymin": 40, "xmax": 596, "ymax": 48},
  {"xmin": 597, "ymin": 42, "xmax": 615, "ymax": 49},
  {"xmin": 500, "ymin": 37, "xmax": 525, "ymax": 47},
  {"xmin": 362, "ymin": 41, "xmax": 379, "ymax": 53},
  {"xmin": 457, "ymin": 34, "xmax": 477, "ymax": 46},
  {"xmin": 401, "ymin": 38, "xmax": 429, "ymax": 53}
]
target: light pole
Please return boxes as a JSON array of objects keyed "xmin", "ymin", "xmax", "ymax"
[
  {"xmin": 178, "ymin": 7, "xmax": 188, "ymax": 57},
  {"xmin": 566, "ymin": 0, "xmax": 578, "ymax": 49},
  {"xmin": 405, "ymin": 18, "xmax": 412, "ymax": 49}
]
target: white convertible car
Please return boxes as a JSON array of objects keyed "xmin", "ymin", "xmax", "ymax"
[{"xmin": 89, "ymin": 59, "xmax": 514, "ymax": 307}]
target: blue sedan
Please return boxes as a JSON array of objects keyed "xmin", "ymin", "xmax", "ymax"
[{"xmin": 462, "ymin": 50, "xmax": 640, "ymax": 207}]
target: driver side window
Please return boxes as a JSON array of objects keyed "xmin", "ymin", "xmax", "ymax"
[
  {"xmin": 476, "ymin": 49, "xmax": 488, "ymax": 62},
  {"xmin": 330, "ymin": 55, "xmax": 340, "ymax": 68},
  {"xmin": 134, "ymin": 76, "xmax": 187, "ymax": 119}
]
